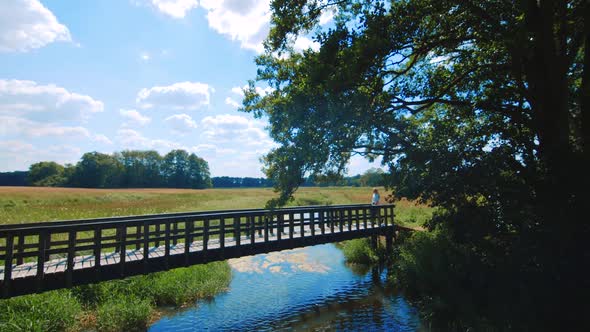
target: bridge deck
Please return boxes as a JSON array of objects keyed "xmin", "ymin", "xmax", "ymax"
[
  {"xmin": 2, "ymin": 222, "xmax": 379, "ymax": 280},
  {"xmin": 0, "ymin": 204, "xmax": 396, "ymax": 298}
]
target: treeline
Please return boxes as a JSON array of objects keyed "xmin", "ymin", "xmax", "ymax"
[
  {"xmin": 1, "ymin": 161, "xmax": 385, "ymax": 189},
  {"xmin": 24, "ymin": 150, "xmax": 212, "ymax": 189}
]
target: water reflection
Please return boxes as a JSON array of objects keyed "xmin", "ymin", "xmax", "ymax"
[{"xmin": 150, "ymin": 244, "xmax": 424, "ymax": 331}]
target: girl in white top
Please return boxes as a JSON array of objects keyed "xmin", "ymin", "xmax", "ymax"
[{"xmin": 371, "ymin": 188, "xmax": 380, "ymax": 205}]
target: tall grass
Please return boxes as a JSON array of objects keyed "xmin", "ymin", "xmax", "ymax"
[
  {"xmin": 0, "ymin": 187, "xmax": 431, "ymax": 331},
  {"xmin": 0, "ymin": 187, "xmax": 432, "ymax": 226},
  {"xmin": 0, "ymin": 291, "xmax": 82, "ymax": 332},
  {"xmin": 0, "ymin": 262, "xmax": 231, "ymax": 332}
]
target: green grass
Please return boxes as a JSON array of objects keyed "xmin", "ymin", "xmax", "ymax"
[
  {"xmin": 0, "ymin": 290, "xmax": 82, "ymax": 332},
  {"xmin": 0, "ymin": 186, "xmax": 432, "ymax": 226},
  {"xmin": 0, "ymin": 186, "xmax": 432, "ymax": 331},
  {"xmin": 337, "ymin": 238, "xmax": 380, "ymax": 265}
]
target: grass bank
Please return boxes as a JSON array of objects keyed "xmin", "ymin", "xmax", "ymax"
[
  {"xmin": 0, "ymin": 186, "xmax": 431, "ymax": 330},
  {"xmin": 0, "ymin": 262, "xmax": 230, "ymax": 332}
]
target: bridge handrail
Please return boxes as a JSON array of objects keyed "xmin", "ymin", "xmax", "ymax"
[
  {"xmin": 0, "ymin": 204, "xmax": 390, "ymax": 233},
  {"xmin": 0, "ymin": 203, "xmax": 396, "ymax": 298}
]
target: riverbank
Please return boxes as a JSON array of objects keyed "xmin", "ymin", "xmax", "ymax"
[
  {"xmin": 0, "ymin": 261, "xmax": 231, "ymax": 332},
  {"xmin": 0, "ymin": 187, "xmax": 432, "ymax": 330}
]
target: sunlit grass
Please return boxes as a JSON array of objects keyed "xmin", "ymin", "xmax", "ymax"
[{"xmin": 0, "ymin": 186, "xmax": 433, "ymax": 226}]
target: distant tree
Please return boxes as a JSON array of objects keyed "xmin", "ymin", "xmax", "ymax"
[
  {"xmin": 117, "ymin": 150, "xmax": 164, "ymax": 187},
  {"xmin": 0, "ymin": 171, "xmax": 29, "ymax": 186},
  {"xmin": 72, "ymin": 152, "xmax": 124, "ymax": 188},
  {"xmin": 188, "ymin": 153, "xmax": 212, "ymax": 188},
  {"xmin": 162, "ymin": 150, "xmax": 190, "ymax": 188},
  {"xmin": 162, "ymin": 150, "xmax": 211, "ymax": 189},
  {"xmin": 28, "ymin": 162, "xmax": 66, "ymax": 186},
  {"xmin": 359, "ymin": 168, "xmax": 384, "ymax": 187}
]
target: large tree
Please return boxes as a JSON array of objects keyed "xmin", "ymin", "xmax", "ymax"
[{"xmin": 244, "ymin": 0, "xmax": 588, "ymax": 327}]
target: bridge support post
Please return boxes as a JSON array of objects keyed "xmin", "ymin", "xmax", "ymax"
[
  {"xmin": 370, "ymin": 235, "xmax": 378, "ymax": 250},
  {"xmin": 385, "ymin": 229, "xmax": 394, "ymax": 253}
]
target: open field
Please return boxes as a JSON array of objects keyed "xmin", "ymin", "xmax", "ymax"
[{"xmin": 0, "ymin": 186, "xmax": 433, "ymax": 226}]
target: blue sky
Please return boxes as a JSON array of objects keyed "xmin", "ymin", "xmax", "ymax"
[{"xmin": 0, "ymin": 0, "xmax": 376, "ymax": 177}]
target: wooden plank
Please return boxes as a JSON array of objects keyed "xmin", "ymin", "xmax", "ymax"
[
  {"xmin": 300, "ymin": 212, "xmax": 305, "ymax": 237},
  {"xmin": 155, "ymin": 223, "xmax": 160, "ymax": 247},
  {"xmin": 16, "ymin": 234, "xmax": 24, "ymax": 265},
  {"xmin": 94, "ymin": 226, "xmax": 101, "ymax": 272},
  {"xmin": 234, "ymin": 217, "xmax": 240, "ymax": 246},
  {"xmin": 36, "ymin": 231, "xmax": 48, "ymax": 290},
  {"xmin": 184, "ymin": 220, "xmax": 193, "ymax": 266},
  {"xmin": 119, "ymin": 227, "xmax": 126, "ymax": 276},
  {"xmin": 66, "ymin": 230, "xmax": 76, "ymax": 286},
  {"xmin": 277, "ymin": 214, "xmax": 282, "ymax": 241},
  {"xmin": 264, "ymin": 216, "xmax": 269, "ymax": 243},
  {"xmin": 143, "ymin": 222, "xmax": 150, "ymax": 272},
  {"xmin": 220, "ymin": 218, "xmax": 225, "ymax": 249},
  {"xmin": 250, "ymin": 215, "xmax": 255, "ymax": 245},
  {"xmin": 3, "ymin": 234, "xmax": 14, "ymax": 297},
  {"xmin": 203, "ymin": 218, "xmax": 209, "ymax": 253},
  {"xmin": 135, "ymin": 225, "xmax": 141, "ymax": 250},
  {"xmin": 310, "ymin": 211, "xmax": 315, "ymax": 237},
  {"xmin": 164, "ymin": 222, "xmax": 171, "ymax": 268},
  {"xmin": 289, "ymin": 212, "xmax": 294, "ymax": 240}
]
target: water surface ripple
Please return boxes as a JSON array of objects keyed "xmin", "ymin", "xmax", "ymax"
[{"xmin": 149, "ymin": 244, "xmax": 424, "ymax": 331}]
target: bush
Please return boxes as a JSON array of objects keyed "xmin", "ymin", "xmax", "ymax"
[
  {"xmin": 0, "ymin": 290, "xmax": 82, "ymax": 332},
  {"xmin": 391, "ymin": 230, "xmax": 497, "ymax": 330},
  {"xmin": 151, "ymin": 262, "xmax": 231, "ymax": 305},
  {"xmin": 96, "ymin": 297, "xmax": 152, "ymax": 332},
  {"xmin": 339, "ymin": 238, "xmax": 379, "ymax": 264}
]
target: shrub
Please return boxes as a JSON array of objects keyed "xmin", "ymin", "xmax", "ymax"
[
  {"xmin": 0, "ymin": 290, "xmax": 82, "ymax": 332},
  {"xmin": 151, "ymin": 262, "xmax": 231, "ymax": 305},
  {"xmin": 96, "ymin": 296, "xmax": 152, "ymax": 332},
  {"xmin": 339, "ymin": 238, "xmax": 379, "ymax": 264}
]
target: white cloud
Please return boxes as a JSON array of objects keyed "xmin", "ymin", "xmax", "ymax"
[
  {"xmin": 0, "ymin": 140, "xmax": 83, "ymax": 171},
  {"xmin": 231, "ymin": 84, "xmax": 274, "ymax": 98},
  {"xmin": 0, "ymin": 115, "xmax": 83, "ymax": 137},
  {"xmin": 149, "ymin": 0, "xmax": 198, "ymax": 19},
  {"xmin": 199, "ymin": 0, "xmax": 270, "ymax": 53},
  {"xmin": 136, "ymin": 81, "xmax": 214, "ymax": 110},
  {"xmin": 92, "ymin": 134, "xmax": 113, "ymax": 145},
  {"xmin": 0, "ymin": 115, "xmax": 111, "ymax": 145},
  {"xmin": 117, "ymin": 128, "xmax": 185, "ymax": 152},
  {"xmin": 294, "ymin": 36, "xmax": 320, "ymax": 52},
  {"xmin": 231, "ymin": 86, "xmax": 244, "ymax": 96},
  {"xmin": 192, "ymin": 143, "xmax": 235, "ymax": 155},
  {"xmin": 318, "ymin": 5, "xmax": 337, "ymax": 25},
  {"xmin": 0, "ymin": 79, "xmax": 104, "ymax": 121},
  {"xmin": 140, "ymin": 52, "xmax": 151, "ymax": 61},
  {"xmin": 120, "ymin": 109, "xmax": 151, "ymax": 126},
  {"xmin": 165, "ymin": 113, "xmax": 197, "ymax": 133},
  {"xmin": 225, "ymin": 97, "xmax": 240, "ymax": 108},
  {"xmin": 0, "ymin": 0, "xmax": 71, "ymax": 52},
  {"xmin": 201, "ymin": 114, "xmax": 274, "ymax": 148}
]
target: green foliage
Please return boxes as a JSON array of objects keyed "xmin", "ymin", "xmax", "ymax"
[
  {"xmin": 95, "ymin": 297, "xmax": 152, "ymax": 332},
  {"xmin": 28, "ymin": 162, "xmax": 65, "ymax": 187},
  {"xmin": 0, "ymin": 262, "xmax": 232, "ymax": 332},
  {"xmin": 339, "ymin": 238, "xmax": 379, "ymax": 265},
  {"xmin": 245, "ymin": 0, "xmax": 587, "ymax": 328},
  {"xmin": 21, "ymin": 149, "xmax": 213, "ymax": 189},
  {"xmin": 0, "ymin": 290, "xmax": 82, "ymax": 332},
  {"xmin": 358, "ymin": 168, "xmax": 385, "ymax": 187}
]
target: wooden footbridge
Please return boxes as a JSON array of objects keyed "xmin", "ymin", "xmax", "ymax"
[{"xmin": 0, "ymin": 204, "xmax": 399, "ymax": 299}]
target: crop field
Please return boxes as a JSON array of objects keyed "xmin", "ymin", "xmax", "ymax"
[{"xmin": 0, "ymin": 186, "xmax": 433, "ymax": 226}]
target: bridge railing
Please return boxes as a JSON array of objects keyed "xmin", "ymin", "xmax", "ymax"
[{"xmin": 0, "ymin": 204, "xmax": 394, "ymax": 297}]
